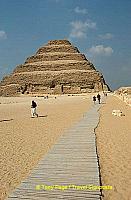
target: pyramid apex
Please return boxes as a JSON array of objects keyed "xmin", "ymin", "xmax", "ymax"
[{"xmin": 48, "ymin": 39, "xmax": 71, "ymax": 46}]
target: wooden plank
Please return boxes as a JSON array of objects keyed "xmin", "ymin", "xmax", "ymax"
[{"xmin": 7, "ymin": 104, "xmax": 102, "ymax": 200}]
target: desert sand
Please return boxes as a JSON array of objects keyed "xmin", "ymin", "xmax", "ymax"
[
  {"xmin": 0, "ymin": 95, "xmax": 92, "ymax": 199},
  {"xmin": 96, "ymin": 95, "xmax": 131, "ymax": 200},
  {"xmin": 1, "ymin": 94, "xmax": 131, "ymax": 200}
]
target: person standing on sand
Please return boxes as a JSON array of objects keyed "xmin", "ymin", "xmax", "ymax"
[
  {"xmin": 93, "ymin": 96, "xmax": 96, "ymax": 104},
  {"xmin": 97, "ymin": 93, "xmax": 101, "ymax": 104},
  {"xmin": 31, "ymin": 100, "xmax": 38, "ymax": 118}
]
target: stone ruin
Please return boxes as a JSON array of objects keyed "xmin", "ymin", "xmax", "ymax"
[
  {"xmin": 0, "ymin": 39, "xmax": 110, "ymax": 96},
  {"xmin": 114, "ymin": 87, "xmax": 131, "ymax": 106},
  {"xmin": 115, "ymin": 87, "xmax": 131, "ymax": 95}
]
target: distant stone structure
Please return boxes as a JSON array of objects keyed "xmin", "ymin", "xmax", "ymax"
[
  {"xmin": 0, "ymin": 39, "xmax": 110, "ymax": 96},
  {"xmin": 114, "ymin": 87, "xmax": 131, "ymax": 106},
  {"xmin": 114, "ymin": 87, "xmax": 131, "ymax": 95}
]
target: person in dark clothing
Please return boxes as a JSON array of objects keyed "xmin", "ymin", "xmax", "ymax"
[
  {"xmin": 97, "ymin": 93, "xmax": 101, "ymax": 104},
  {"xmin": 93, "ymin": 96, "xmax": 96, "ymax": 104},
  {"xmin": 31, "ymin": 100, "xmax": 38, "ymax": 117}
]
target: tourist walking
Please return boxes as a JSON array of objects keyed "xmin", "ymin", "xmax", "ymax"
[
  {"xmin": 31, "ymin": 100, "xmax": 38, "ymax": 117},
  {"xmin": 97, "ymin": 93, "xmax": 101, "ymax": 104},
  {"xmin": 93, "ymin": 96, "xmax": 96, "ymax": 104}
]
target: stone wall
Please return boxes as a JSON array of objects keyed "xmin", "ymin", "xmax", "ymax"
[
  {"xmin": 25, "ymin": 53, "xmax": 87, "ymax": 63},
  {"xmin": 0, "ymin": 70, "xmax": 104, "ymax": 86},
  {"xmin": 13, "ymin": 61, "xmax": 95, "ymax": 73},
  {"xmin": 37, "ymin": 45, "xmax": 79, "ymax": 54}
]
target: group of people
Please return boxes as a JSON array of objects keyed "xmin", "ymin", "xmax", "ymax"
[
  {"xmin": 31, "ymin": 93, "xmax": 104, "ymax": 118},
  {"xmin": 93, "ymin": 93, "xmax": 101, "ymax": 104}
]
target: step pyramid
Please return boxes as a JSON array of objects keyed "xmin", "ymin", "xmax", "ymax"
[{"xmin": 0, "ymin": 39, "xmax": 110, "ymax": 96}]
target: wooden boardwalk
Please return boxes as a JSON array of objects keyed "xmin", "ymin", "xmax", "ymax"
[{"xmin": 7, "ymin": 104, "xmax": 102, "ymax": 200}]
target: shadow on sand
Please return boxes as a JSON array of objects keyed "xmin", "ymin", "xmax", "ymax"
[
  {"xmin": 38, "ymin": 115, "xmax": 48, "ymax": 118},
  {"xmin": 0, "ymin": 119, "xmax": 14, "ymax": 122}
]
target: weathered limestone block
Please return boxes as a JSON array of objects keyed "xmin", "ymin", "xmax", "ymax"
[
  {"xmin": 13, "ymin": 61, "xmax": 95, "ymax": 73},
  {"xmin": 37, "ymin": 45, "xmax": 79, "ymax": 54},
  {"xmin": 25, "ymin": 53, "xmax": 87, "ymax": 63},
  {"xmin": 0, "ymin": 84, "xmax": 20, "ymax": 96},
  {"xmin": 48, "ymin": 40, "xmax": 71, "ymax": 45},
  {"xmin": 103, "ymin": 84, "xmax": 110, "ymax": 91},
  {"xmin": 94, "ymin": 82, "xmax": 103, "ymax": 92},
  {"xmin": 53, "ymin": 85, "xmax": 62, "ymax": 94}
]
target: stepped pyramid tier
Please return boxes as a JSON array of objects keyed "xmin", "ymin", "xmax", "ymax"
[{"xmin": 0, "ymin": 39, "xmax": 110, "ymax": 96}]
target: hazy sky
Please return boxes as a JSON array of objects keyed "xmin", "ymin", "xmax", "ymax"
[{"xmin": 0, "ymin": 0, "xmax": 131, "ymax": 90}]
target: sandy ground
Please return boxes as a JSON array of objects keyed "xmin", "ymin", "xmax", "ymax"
[
  {"xmin": 0, "ymin": 95, "xmax": 92, "ymax": 199},
  {"xmin": 96, "ymin": 95, "xmax": 131, "ymax": 200}
]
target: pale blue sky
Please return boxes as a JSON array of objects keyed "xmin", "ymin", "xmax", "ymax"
[{"xmin": 0, "ymin": 0, "xmax": 131, "ymax": 90}]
